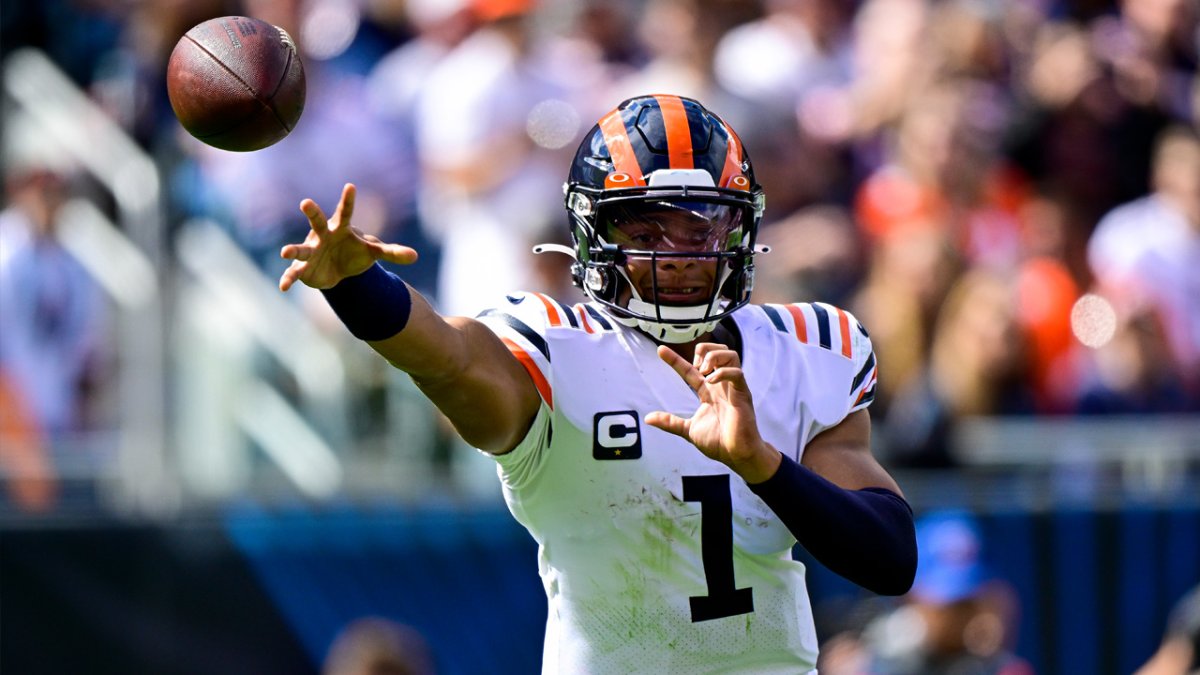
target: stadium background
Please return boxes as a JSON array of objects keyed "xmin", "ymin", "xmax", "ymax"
[{"xmin": 1, "ymin": 0, "xmax": 1198, "ymax": 673}]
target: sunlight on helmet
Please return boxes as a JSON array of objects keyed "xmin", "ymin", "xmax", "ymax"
[
  {"xmin": 1070, "ymin": 293, "xmax": 1116, "ymax": 349},
  {"xmin": 527, "ymin": 99, "xmax": 581, "ymax": 150}
]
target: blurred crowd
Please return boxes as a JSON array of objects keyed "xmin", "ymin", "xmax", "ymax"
[
  {"xmin": 2, "ymin": 0, "xmax": 1199, "ymax": 482},
  {"xmin": 2, "ymin": 2, "xmax": 1199, "ymax": 671}
]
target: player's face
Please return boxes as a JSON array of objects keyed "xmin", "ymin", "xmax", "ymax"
[{"xmin": 603, "ymin": 200, "xmax": 744, "ymax": 305}]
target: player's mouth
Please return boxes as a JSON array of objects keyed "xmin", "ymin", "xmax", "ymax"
[{"xmin": 646, "ymin": 285, "xmax": 711, "ymax": 304}]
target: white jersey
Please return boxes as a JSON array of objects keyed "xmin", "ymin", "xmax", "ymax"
[{"xmin": 477, "ymin": 293, "xmax": 878, "ymax": 675}]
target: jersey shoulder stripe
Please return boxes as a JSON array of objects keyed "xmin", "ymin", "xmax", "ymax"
[
  {"xmin": 538, "ymin": 293, "xmax": 580, "ymax": 329},
  {"xmin": 477, "ymin": 305, "xmax": 554, "ymax": 410},
  {"xmin": 853, "ymin": 370, "xmax": 877, "ymax": 410},
  {"xmin": 761, "ymin": 303, "xmax": 811, "ymax": 344},
  {"xmin": 529, "ymin": 292, "xmax": 572, "ymax": 328},
  {"xmin": 761, "ymin": 304, "xmax": 788, "ymax": 333},
  {"xmin": 477, "ymin": 310, "xmax": 550, "ymax": 361},
  {"xmin": 850, "ymin": 351, "xmax": 876, "ymax": 395},
  {"xmin": 809, "ymin": 303, "xmax": 833, "ymax": 352},
  {"xmin": 785, "ymin": 304, "xmax": 810, "ymax": 343},
  {"xmin": 500, "ymin": 337, "xmax": 553, "ymax": 409},
  {"xmin": 758, "ymin": 301, "xmax": 877, "ymax": 413},
  {"xmin": 583, "ymin": 304, "xmax": 614, "ymax": 331}
]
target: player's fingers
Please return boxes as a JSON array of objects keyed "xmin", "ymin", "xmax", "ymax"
[
  {"xmin": 658, "ymin": 345, "xmax": 706, "ymax": 393},
  {"xmin": 331, "ymin": 183, "xmax": 356, "ymax": 230},
  {"xmin": 366, "ymin": 240, "xmax": 419, "ymax": 265},
  {"xmin": 693, "ymin": 342, "xmax": 731, "ymax": 362},
  {"xmin": 696, "ymin": 346, "xmax": 739, "ymax": 376},
  {"xmin": 704, "ymin": 366, "xmax": 748, "ymax": 389},
  {"xmin": 299, "ymin": 199, "xmax": 329, "ymax": 234},
  {"xmin": 280, "ymin": 244, "xmax": 313, "ymax": 261},
  {"xmin": 362, "ymin": 237, "xmax": 420, "ymax": 264},
  {"xmin": 279, "ymin": 260, "xmax": 304, "ymax": 292},
  {"xmin": 645, "ymin": 411, "xmax": 689, "ymax": 439}
]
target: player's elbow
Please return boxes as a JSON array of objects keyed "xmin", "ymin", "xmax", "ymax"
[
  {"xmin": 863, "ymin": 529, "xmax": 917, "ymax": 596},
  {"xmin": 869, "ymin": 560, "xmax": 917, "ymax": 597}
]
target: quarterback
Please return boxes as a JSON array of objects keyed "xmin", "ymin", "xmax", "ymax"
[{"xmin": 279, "ymin": 95, "xmax": 917, "ymax": 674}]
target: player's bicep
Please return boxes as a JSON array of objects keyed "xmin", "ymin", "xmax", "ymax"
[
  {"xmin": 411, "ymin": 316, "xmax": 543, "ymax": 455},
  {"xmin": 801, "ymin": 410, "xmax": 903, "ymax": 496}
]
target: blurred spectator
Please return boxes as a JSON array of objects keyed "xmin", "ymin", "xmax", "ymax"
[
  {"xmin": 1136, "ymin": 584, "xmax": 1200, "ymax": 675},
  {"xmin": 0, "ymin": 369, "xmax": 57, "ymax": 512},
  {"xmin": 323, "ymin": 616, "xmax": 435, "ymax": 675},
  {"xmin": 851, "ymin": 227, "xmax": 962, "ymax": 415},
  {"xmin": 755, "ymin": 204, "xmax": 865, "ymax": 307},
  {"xmin": 0, "ymin": 165, "xmax": 107, "ymax": 438},
  {"xmin": 882, "ymin": 269, "xmax": 1034, "ymax": 467},
  {"xmin": 1075, "ymin": 295, "xmax": 1196, "ymax": 414},
  {"xmin": 855, "ymin": 78, "xmax": 1030, "ymax": 270},
  {"xmin": 714, "ymin": 0, "xmax": 853, "ymax": 108},
  {"xmin": 413, "ymin": 0, "xmax": 594, "ymax": 314},
  {"xmin": 1089, "ymin": 125, "xmax": 1200, "ymax": 288},
  {"xmin": 1088, "ymin": 124, "xmax": 1200, "ymax": 396},
  {"xmin": 819, "ymin": 511, "xmax": 1033, "ymax": 675},
  {"xmin": 1014, "ymin": 256, "xmax": 1082, "ymax": 412}
]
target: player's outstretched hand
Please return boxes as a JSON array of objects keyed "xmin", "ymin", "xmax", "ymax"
[
  {"xmin": 646, "ymin": 344, "xmax": 781, "ymax": 483},
  {"xmin": 278, "ymin": 183, "xmax": 419, "ymax": 292}
]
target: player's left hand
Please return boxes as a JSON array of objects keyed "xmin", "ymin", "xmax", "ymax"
[{"xmin": 646, "ymin": 344, "xmax": 782, "ymax": 483}]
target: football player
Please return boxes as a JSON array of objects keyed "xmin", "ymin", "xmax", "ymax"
[{"xmin": 280, "ymin": 95, "xmax": 916, "ymax": 674}]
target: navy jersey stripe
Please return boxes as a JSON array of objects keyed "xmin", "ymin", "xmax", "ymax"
[
  {"xmin": 761, "ymin": 305, "xmax": 787, "ymax": 333},
  {"xmin": 811, "ymin": 303, "xmax": 832, "ymax": 350},
  {"xmin": 552, "ymin": 298, "xmax": 579, "ymax": 329},
  {"xmin": 584, "ymin": 305, "xmax": 613, "ymax": 331},
  {"xmin": 477, "ymin": 310, "xmax": 550, "ymax": 361},
  {"xmin": 850, "ymin": 352, "xmax": 876, "ymax": 394}
]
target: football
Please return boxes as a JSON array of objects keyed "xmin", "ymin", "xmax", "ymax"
[{"xmin": 166, "ymin": 16, "xmax": 305, "ymax": 152}]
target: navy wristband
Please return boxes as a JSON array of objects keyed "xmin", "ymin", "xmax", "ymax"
[
  {"xmin": 320, "ymin": 263, "xmax": 412, "ymax": 341},
  {"xmin": 748, "ymin": 453, "xmax": 916, "ymax": 595}
]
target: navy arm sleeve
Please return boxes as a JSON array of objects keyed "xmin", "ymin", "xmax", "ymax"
[{"xmin": 747, "ymin": 453, "xmax": 917, "ymax": 595}]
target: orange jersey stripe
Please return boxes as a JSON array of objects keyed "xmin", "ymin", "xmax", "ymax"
[
  {"xmin": 532, "ymin": 293, "xmax": 562, "ymax": 327},
  {"xmin": 598, "ymin": 109, "xmax": 646, "ymax": 185},
  {"xmin": 718, "ymin": 123, "xmax": 743, "ymax": 186},
  {"xmin": 576, "ymin": 305, "xmax": 595, "ymax": 333},
  {"xmin": 835, "ymin": 307, "xmax": 852, "ymax": 358},
  {"xmin": 785, "ymin": 304, "xmax": 808, "ymax": 343},
  {"xmin": 655, "ymin": 94, "xmax": 693, "ymax": 170},
  {"xmin": 502, "ymin": 337, "xmax": 553, "ymax": 410}
]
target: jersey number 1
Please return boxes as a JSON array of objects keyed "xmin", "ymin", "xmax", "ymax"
[{"xmin": 683, "ymin": 474, "xmax": 754, "ymax": 622}]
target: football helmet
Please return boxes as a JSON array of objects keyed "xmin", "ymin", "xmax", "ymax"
[{"xmin": 551, "ymin": 94, "xmax": 766, "ymax": 343}]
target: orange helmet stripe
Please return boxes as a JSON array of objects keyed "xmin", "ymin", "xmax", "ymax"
[
  {"xmin": 718, "ymin": 122, "xmax": 745, "ymax": 187},
  {"xmin": 598, "ymin": 109, "xmax": 646, "ymax": 185},
  {"xmin": 654, "ymin": 94, "xmax": 694, "ymax": 170}
]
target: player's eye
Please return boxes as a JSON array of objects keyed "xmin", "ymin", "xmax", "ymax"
[{"xmin": 630, "ymin": 232, "xmax": 661, "ymax": 247}]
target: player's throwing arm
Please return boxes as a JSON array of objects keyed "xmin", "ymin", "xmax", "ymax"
[{"xmin": 279, "ymin": 183, "xmax": 542, "ymax": 454}]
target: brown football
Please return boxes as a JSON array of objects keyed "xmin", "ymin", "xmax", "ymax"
[{"xmin": 166, "ymin": 16, "xmax": 305, "ymax": 152}]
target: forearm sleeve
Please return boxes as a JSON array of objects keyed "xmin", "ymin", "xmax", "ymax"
[{"xmin": 747, "ymin": 453, "xmax": 917, "ymax": 595}]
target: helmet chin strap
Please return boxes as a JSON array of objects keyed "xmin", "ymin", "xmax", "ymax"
[
  {"xmin": 610, "ymin": 265, "xmax": 735, "ymax": 344},
  {"xmin": 615, "ymin": 299, "xmax": 719, "ymax": 343}
]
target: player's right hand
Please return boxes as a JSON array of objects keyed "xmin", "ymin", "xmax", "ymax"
[{"xmin": 278, "ymin": 182, "xmax": 418, "ymax": 292}]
